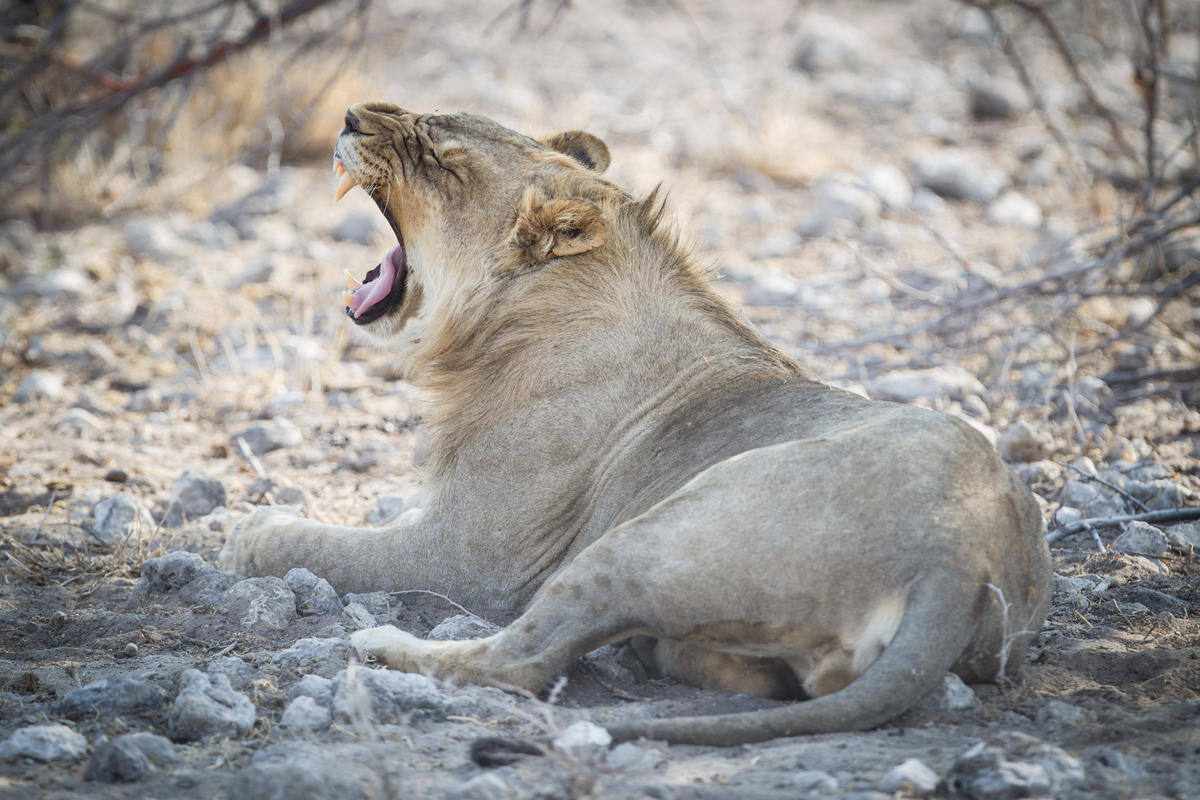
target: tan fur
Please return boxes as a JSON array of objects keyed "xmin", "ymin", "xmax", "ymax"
[{"xmin": 220, "ymin": 103, "xmax": 1051, "ymax": 745}]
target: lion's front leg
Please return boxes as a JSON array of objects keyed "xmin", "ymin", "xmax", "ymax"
[
  {"xmin": 219, "ymin": 505, "xmax": 437, "ymax": 595},
  {"xmin": 350, "ymin": 625, "xmax": 546, "ymax": 693}
]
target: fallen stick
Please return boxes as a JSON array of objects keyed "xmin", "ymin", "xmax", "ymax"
[{"xmin": 1046, "ymin": 507, "xmax": 1200, "ymax": 543}]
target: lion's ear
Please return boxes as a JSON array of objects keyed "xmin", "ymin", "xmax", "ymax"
[
  {"xmin": 542, "ymin": 130, "xmax": 610, "ymax": 173},
  {"xmin": 510, "ymin": 187, "xmax": 607, "ymax": 264}
]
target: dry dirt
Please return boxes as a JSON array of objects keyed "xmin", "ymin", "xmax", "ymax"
[{"xmin": 2, "ymin": 1, "xmax": 1199, "ymax": 798}]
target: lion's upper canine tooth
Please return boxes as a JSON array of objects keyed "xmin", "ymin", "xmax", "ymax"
[
  {"xmin": 334, "ymin": 171, "xmax": 357, "ymax": 202},
  {"xmin": 344, "ymin": 269, "xmax": 362, "ymax": 291},
  {"xmin": 333, "ymin": 158, "xmax": 347, "ymax": 178}
]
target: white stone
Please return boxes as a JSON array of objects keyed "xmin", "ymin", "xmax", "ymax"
[
  {"xmin": 918, "ymin": 672, "xmax": 981, "ymax": 711},
  {"xmin": 553, "ymin": 720, "xmax": 612, "ymax": 752},
  {"xmin": 867, "ymin": 366, "xmax": 985, "ymax": 402},
  {"xmin": 862, "ymin": 163, "xmax": 913, "ymax": 209},
  {"xmin": 273, "ymin": 637, "xmax": 351, "ymax": 677},
  {"xmin": 342, "ymin": 603, "xmax": 378, "ymax": 631},
  {"xmin": 987, "ymin": 191, "xmax": 1043, "ymax": 229},
  {"xmin": 14, "ymin": 370, "xmax": 64, "ymax": 403},
  {"xmin": 0, "ymin": 724, "xmax": 87, "ymax": 762},
  {"xmin": 880, "ymin": 758, "xmax": 940, "ymax": 795}
]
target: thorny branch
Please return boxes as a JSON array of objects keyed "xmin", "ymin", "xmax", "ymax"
[{"xmin": 0, "ymin": 0, "xmax": 369, "ymax": 206}]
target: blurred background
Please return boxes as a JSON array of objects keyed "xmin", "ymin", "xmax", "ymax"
[{"xmin": 0, "ymin": 0, "xmax": 1198, "ymax": 534}]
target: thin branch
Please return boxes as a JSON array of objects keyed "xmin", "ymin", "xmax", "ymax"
[{"xmin": 1046, "ymin": 507, "xmax": 1200, "ymax": 543}]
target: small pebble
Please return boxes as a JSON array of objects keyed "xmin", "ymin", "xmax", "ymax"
[
  {"xmin": 121, "ymin": 642, "xmax": 139, "ymax": 659},
  {"xmin": 50, "ymin": 611, "xmax": 67, "ymax": 628}
]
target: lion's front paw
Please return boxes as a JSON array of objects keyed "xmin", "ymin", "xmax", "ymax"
[
  {"xmin": 351, "ymin": 625, "xmax": 424, "ymax": 671},
  {"xmin": 219, "ymin": 505, "xmax": 305, "ymax": 574}
]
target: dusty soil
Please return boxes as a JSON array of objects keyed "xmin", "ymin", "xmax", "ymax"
[{"xmin": 2, "ymin": 1, "xmax": 1198, "ymax": 798}]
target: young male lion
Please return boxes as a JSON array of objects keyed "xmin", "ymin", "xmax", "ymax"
[{"xmin": 221, "ymin": 103, "xmax": 1051, "ymax": 745}]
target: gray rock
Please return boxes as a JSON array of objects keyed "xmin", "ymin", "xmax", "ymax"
[
  {"xmin": 1035, "ymin": 699, "xmax": 1090, "ymax": 727},
  {"xmin": 124, "ymin": 218, "xmax": 182, "ymax": 262},
  {"xmin": 986, "ymin": 191, "xmax": 1042, "ymax": 229},
  {"xmin": 285, "ymin": 568, "xmax": 343, "ymax": 617},
  {"xmin": 428, "ymin": 614, "xmax": 498, "ymax": 641},
  {"xmin": 1168, "ymin": 521, "xmax": 1200, "ymax": 548},
  {"xmin": 278, "ymin": 695, "xmax": 332, "ymax": 732},
  {"xmin": 165, "ymin": 471, "xmax": 227, "ymax": 526},
  {"xmin": 90, "ymin": 493, "xmax": 155, "ymax": 545},
  {"xmin": 233, "ymin": 741, "xmax": 370, "ymax": 800},
  {"xmin": 331, "ymin": 211, "xmax": 382, "ymax": 245},
  {"xmin": 129, "ymin": 551, "xmax": 220, "ymax": 605},
  {"xmin": 1124, "ymin": 479, "xmax": 1195, "ymax": 511},
  {"xmin": 365, "ymin": 495, "xmax": 408, "ymax": 526},
  {"xmin": 178, "ymin": 572, "xmax": 241, "ymax": 606},
  {"xmin": 207, "ymin": 656, "xmax": 256, "ymax": 690},
  {"xmin": 234, "ymin": 418, "xmax": 303, "ymax": 455},
  {"xmin": 911, "ymin": 187, "xmax": 947, "ymax": 214},
  {"xmin": 949, "ymin": 733, "xmax": 1085, "ymax": 799},
  {"xmin": 918, "ymin": 672, "xmax": 981, "ymax": 711},
  {"xmin": 996, "ymin": 422, "xmax": 1053, "ymax": 463},
  {"xmin": 867, "ymin": 366, "xmax": 986, "ymax": 402},
  {"xmin": 342, "ymin": 602, "xmax": 378, "ymax": 631},
  {"xmin": 54, "ymin": 676, "xmax": 166, "ymax": 720},
  {"xmin": 969, "ymin": 77, "xmax": 1028, "ymax": 120},
  {"xmin": 57, "ymin": 407, "xmax": 102, "ymax": 434},
  {"xmin": 84, "ymin": 732, "xmax": 176, "ymax": 783},
  {"xmin": 880, "ymin": 758, "xmax": 940, "ymax": 796},
  {"xmin": 341, "ymin": 591, "xmax": 397, "ymax": 622},
  {"xmin": 222, "ymin": 577, "xmax": 298, "ymax": 632},
  {"xmin": 1014, "ymin": 460, "xmax": 1062, "ymax": 486},
  {"xmin": 167, "ymin": 669, "xmax": 256, "ymax": 742},
  {"xmin": 331, "ymin": 666, "xmax": 455, "ymax": 723},
  {"xmin": 791, "ymin": 14, "xmax": 875, "ymax": 73},
  {"xmin": 861, "ymin": 163, "xmax": 913, "ymax": 209},
  {"xmin": 1060, "ymin": 480, "xmax": 1125, "ymax": 517},
  {"xmin": 0, "ymin": 723, "xmax": 87, "ymax": 762},
  {"xmin": 14, "ymin": 370, "xmax": 64, "ymax": 403},
  {"xmin": 605, "ymin": 742, "xmax": 665, "ymax": 773},
  {"xmin": 912, "ymin": 151, "xmax": 1007, "ymax": 202},
  {"xmin": 1085, "ymin": 747, "xmax": 1146, "ymax": 779},
  {"xmin": 1111, "ymin": 521, "xmax": 1168, "ymax": 557},
  {"xmin": 272, "ymin": 637, "xmax": 351, "ymax": 677},
  {"xmin": 790, "ymin": 770, "xmax": 839, "ymax": 792},
  {"xmin": 288, "ymin": 674, "xmax": 334, "ymax": 706},
  {"xmin": 800, "ymin": 174, "xmax": 882, "ymax": 235}
]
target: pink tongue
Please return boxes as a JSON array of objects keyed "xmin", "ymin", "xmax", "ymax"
[{"xmin": 349, "ymin": 243, "xmax": 404, "ymax": 317}]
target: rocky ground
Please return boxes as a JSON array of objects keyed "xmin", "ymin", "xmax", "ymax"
[{"xmin": 2, "ymin": 0, "xmax": 1199, "ymax": 798}]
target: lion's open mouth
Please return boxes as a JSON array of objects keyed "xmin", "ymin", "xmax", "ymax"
[{"xmin": 334, "ymin": 156, "xmax": 408, "ymax": 326}]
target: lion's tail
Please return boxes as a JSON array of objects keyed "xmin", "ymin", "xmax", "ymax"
[{"xmin": 603, "ymin": 573, "xmax": 986, "ymax": 747}]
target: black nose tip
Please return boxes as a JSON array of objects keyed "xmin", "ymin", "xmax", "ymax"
[{"xmin": 343, "ymin": 110, "xmax": 361, "ymax": 134}]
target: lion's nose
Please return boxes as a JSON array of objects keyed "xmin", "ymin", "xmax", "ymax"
[{"xmin": 343, "ymin": 110, "xmax": 361, "ymax": 134}]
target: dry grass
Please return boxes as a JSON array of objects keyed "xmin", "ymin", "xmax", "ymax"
[{"xmin": 0, "ymin": 514, "xmax": 167, "ymax": 590}]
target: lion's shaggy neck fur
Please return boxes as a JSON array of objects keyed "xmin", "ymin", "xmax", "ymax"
[{"xmin": 417, "ymin": 191, "xmax": 807, "ymax": 480}]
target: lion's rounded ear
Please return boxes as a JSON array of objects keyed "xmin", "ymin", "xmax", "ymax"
[
  {"xmin": 510, "ymin": 187, "xmax": 607, "ymax": 264},
  {"xmin": 542, "ymin": 130, "xmax": 610, "ymax": 173}
]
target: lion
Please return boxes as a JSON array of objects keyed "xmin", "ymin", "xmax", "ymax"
[{"xmin": 220, "ymin": 102, "xmax": 1051, "ymax": 746}]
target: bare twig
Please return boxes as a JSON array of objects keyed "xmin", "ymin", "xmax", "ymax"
[
  {"xmin": 1057, "ymin": 461, "xmax": 1149, "ymax": 513},
  {"xmin": 1046, "ymin": 506, "xmax": 1200, "ymax": 543}
]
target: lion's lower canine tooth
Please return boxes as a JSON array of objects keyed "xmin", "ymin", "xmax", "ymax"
[
  {"xmin": 343, "ymin": 292, "xmax": 354, "ymax": 312},
  {"xmin": 334, "ymin": 172, "xmax": 357, "ymax": 202},
  {"xmin": 345, "ymin": 269, "xmax": 362, "ymax": 290}
]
